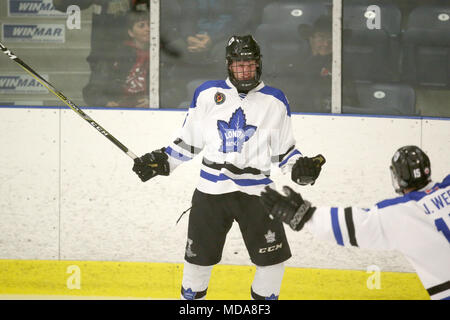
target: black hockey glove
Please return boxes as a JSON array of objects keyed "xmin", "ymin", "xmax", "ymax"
[
  {"xmin": 132, "ymin": 148, "xmax": 170, "ymax": 182},
  {"xmin": 292, "ymin": 154, "xmax": 326, "ymax": 186},
  {"xmin": 260, "ymin": 186, "xmax": 315, "ymax": 231}
]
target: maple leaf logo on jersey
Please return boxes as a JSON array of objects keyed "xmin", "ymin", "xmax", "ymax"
[{"xmin": 217, "ymin": 107, "xmax": 257, "ymax": 153}]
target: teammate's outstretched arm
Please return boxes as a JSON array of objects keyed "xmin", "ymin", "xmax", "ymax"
[
  {"xmin": 261, "ymin": 146, "xmax": 450, "ymax": 300},
  {"xmin": 260, "ymin": 185, "xmax": 392, "ymax": 250}
]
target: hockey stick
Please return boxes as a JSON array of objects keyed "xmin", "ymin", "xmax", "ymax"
[{"xmin": 0, "ymin": 41, "xmax": 139, "ymax": 161}]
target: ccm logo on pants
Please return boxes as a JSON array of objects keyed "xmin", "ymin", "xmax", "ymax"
[{"xmin": 259, "ymin": 243, "xmax": 282, "ymax": 253}]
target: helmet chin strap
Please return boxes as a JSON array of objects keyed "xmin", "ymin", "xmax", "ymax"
[
  {"xmin": 228, "ymin": 69, "xmax": 260, "ymax": 92},
  {"xmin": 233, "ymin": 79, "xmax": 260, "ymax": 93}
]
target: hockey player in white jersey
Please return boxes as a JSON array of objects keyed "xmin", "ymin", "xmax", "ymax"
[
  {"xmin": 132, "ymin": 35, "xmax": 325, "ymax": 300},
  {"xmin": 260, "ymin": 145, "xmax": 450, "ymax": 300}
]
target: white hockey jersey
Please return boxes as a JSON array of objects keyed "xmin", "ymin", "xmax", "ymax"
[
  {"xmin": 164, "ymin": 78, "xmax": 302, "ymax": 196},
  {"xmin": 305, "ymin": 174, "xmax": 450, "ymax": 300}
]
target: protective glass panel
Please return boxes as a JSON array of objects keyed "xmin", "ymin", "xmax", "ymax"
[
  {"xmin": 0, "ymin": 0, "xmax": 150, "ymax": 108},
  {"xmin": 160, "ymin": 0, "xmax": 334, "ymax": 112},
  {"xmin": 342, "ymin": 0, "xmax": 450, "ymax": 118}
]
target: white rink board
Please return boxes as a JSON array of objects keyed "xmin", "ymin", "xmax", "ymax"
[
  {"xmin": 421, "ymin": 118, "xmax": 450, "ymax": 181},
  {"xmin": 59, "ymin": 109, "xmax": 194, "ymax": 261},
  {"xmin": 0, "ymin": 108, "xmax": 449, "ymax": 272},
  {"xmin": 0, "ymin": 108, "xmax": 60, "ymax": 259}
]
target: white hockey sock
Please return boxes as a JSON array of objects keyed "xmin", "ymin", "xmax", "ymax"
[
  {"xmin": 180, "ymin": 261, "xmax": 213, "ymax": 300},
  {"xmin": 251, "ymin": 262, "xmax": 285, "ymax": 300}
]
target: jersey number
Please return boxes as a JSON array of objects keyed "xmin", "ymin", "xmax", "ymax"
[{"xmin": 434, "ymin": 214, "xmax": 450, "ymax": 243}]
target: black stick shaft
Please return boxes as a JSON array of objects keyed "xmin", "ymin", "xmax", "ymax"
[{"xmin": 0, "ymin": 41, "xmax": 138, "ymax": 160}]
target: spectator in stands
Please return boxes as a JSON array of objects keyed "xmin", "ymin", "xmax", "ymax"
[
  {"xmin": 160, "ymin": 0, "xmax": 261, "ymax": 108},
  {"xmin": 173, "ymin": 0, "xmax": 259, "ymax": 65},
  {"xmin": 295, "ymin": 15, "xmax": 359, "ymax": 113},
  {"xmin": 82, "ymin": 10, "xmax": 150, "ymax": 107},
  {"xmin": 53, "ymin": 0, "xmax": 151, "ymax": 107},
  {"xmin": 53, "ymin": 0, "xmax": 148, "ymax": 64}
]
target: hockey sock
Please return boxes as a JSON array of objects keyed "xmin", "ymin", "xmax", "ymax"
[
  {"xmin": 251, "ymin": 262, "xmax": 285, "ymax": 300},
  {"xmin": 180, "ymin": 261, "xmax": 213, "ymax": 300}
]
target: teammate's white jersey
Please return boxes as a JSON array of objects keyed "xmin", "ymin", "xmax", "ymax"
[
  {"xmin": 305, "ymin": 174, "xmax": 450, "ymax": 300},
  {"xmin": 165, "ymin": 78, "xmax": 301, "ymax": 196}
]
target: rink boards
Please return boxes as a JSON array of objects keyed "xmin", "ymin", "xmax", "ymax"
[{"xmin": 0, "ymin": 106, "xmax": 448, "ymax": 299}]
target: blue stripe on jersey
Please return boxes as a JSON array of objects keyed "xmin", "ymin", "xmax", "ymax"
[
  {"xmin": 200, "ymin": 170, "xmax": 272, "ymax": 186},
  {"xmin": 331, "ymin": 207, "xmax": 344, "ymax": 246},
  {"xmin": 439, "ymin": 174, "xmax": 450, "ymax": 187},
  {"xmin": 376, "ymin": 193, "xmax": 426, "ymax": 209},
  {"xmin": 165, "ymin": 146, "xmax": 193, "ymax": 162},
  {"xmin": 377, "ymin": 174, "xmax": 450, "ymax": 209},
  {"xmin": 189, "ymin": 80, "xmax": 231, "ymax": 109},
  {"xmin": 257, "ymin": 86, "xmax": 291, "ymax": 117},
  {"xmin": 279, "ymin": 149, "xmax": 301, "ymax": 167}
]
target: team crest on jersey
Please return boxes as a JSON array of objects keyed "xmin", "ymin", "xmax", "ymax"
[
  {"xmin": 217, "ymin": 107, "xmax": 257, "ymax": 153},
  {"xmin": 214, "ymin": 92, "xmax": 226, "ymax": 105}
]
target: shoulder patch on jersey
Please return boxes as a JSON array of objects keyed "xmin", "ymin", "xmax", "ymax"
[
  {"xmin": 257, "ymin": 86, "xmax": 291, "ymax": 116},
  {"xmin": 190, "ymin": 80, "xmax": 231, "ymax": 109},
  {"xmin": 214, "ymin": 92, "xmax": 226, "ymax": 105}
]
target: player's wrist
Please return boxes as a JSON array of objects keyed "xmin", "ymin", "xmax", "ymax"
[{"xmin": 290, "ymin": 200, "xmax": 315, "ymax": 231}]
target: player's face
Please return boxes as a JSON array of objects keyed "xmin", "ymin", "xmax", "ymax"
[
  {"xmin": 310, "ymin": 31, "xmax": 332, "ymax": 56},
  {"xmin": 229, "ymin": 60, "xmax": 257, "ymax": 81}
]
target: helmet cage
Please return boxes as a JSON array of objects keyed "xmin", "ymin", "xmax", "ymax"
[
  {"xmin": 390, "ymin": 164, "xmax": 406, "ymax": 195},
  {"xmin": 226, "ymin": 35, "xmax": 262, "ymax": 92}
]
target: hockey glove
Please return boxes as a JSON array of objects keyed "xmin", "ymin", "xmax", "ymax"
[
  {"xmin": 292, "ymin": 154, "xmax": 326, "ymax": 186},
  {"xmin": 132, "ymin": 148, "xmax": 170, "ymax": 182},
  {"xmin": 260, "ymin": 186, "xmax": 315, "ymax": 231}
]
